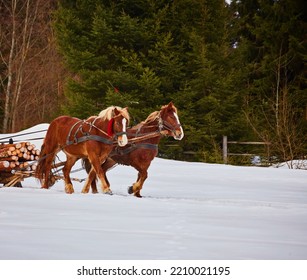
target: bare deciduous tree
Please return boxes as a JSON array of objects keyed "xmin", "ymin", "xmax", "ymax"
[
  {"xmin": 244, "ymin": 50, "xmax": 305, "ymax": 167},
  {"xmin": 0, "ymin": 0, "xmax": 65, "ymax": 133}
]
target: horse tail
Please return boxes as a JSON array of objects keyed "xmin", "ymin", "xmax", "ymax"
[
  {"xmin": 35, "ymin": 143, "xmax": 52, "ymax": 187},
  {"xmin": 35, "ymin": 129, "xmax": 58, "ymax": 188}
]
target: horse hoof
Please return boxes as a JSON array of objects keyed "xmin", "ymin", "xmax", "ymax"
[
  {"xmin": 127, "ymin": 186, "xmax": 133, "ymax": 194},
  {"xmin": 103, "ymin": 189, "xmax": 113, "ymax": 195},
  {"xmin": 65, "ymin": 190, "xmax": 74, "ymax": 194},
  {"xmin": 65, "ymin": 185, "xmax": 74, "ymax": 194}
]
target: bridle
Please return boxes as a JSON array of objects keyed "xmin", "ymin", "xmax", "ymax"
[{"xmin": 157, "ymin": 111, "xmax": 182, "ymax": 135}]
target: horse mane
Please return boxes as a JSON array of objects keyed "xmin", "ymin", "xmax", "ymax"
[
  {"xmin": 98, "ymin": 106, "xmax": 129, "ymax": 123},
  {"xmin": 143, "ymin": 103, "xmax": 177, "ymax": 124},
  {"xmin": 144, "ymin": 111, "xmax": 159, "ymax": 123},
  {"xmin": 120, "ymin": 107, "xmax": 130, "ymax": 123}
]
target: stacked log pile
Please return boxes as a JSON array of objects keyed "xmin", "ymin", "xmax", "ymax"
[{"xmin": 0, "ymin": 142, "xmax": 40, "ymax": 187}]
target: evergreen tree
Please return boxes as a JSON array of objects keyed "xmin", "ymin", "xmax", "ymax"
[
  {"xmin": 231, "ymin": 0, "xmax": 307, "ymax": 164},
  {"xmin": 170, "ymin": 0, "xmax": 247, "ymax": 161}
]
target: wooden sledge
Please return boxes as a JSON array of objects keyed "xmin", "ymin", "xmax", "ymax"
[{"xmin": 0, "ymin": 154, "xmax": 83, "ymax": 188}]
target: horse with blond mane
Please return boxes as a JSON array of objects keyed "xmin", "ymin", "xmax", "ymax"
[{"xmin": 36, "ymin": 106, "xmax": 129, "ymax": 194}]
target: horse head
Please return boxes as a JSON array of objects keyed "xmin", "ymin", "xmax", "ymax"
[
  {"xmin": 110, "ymin": 106, "xmax": 129, "ymax": 147},
  {"xmin": 98, "ymin": 106, "xmax": 129, "ymax": 147},
  {"xmin": 159, "ymin": 102, "xmax": 184, "ymax": 140}
]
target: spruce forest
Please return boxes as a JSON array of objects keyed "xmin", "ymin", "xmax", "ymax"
[{"xmin": 1, "ymin": 0, "xmax": 306, "ymax": 164}]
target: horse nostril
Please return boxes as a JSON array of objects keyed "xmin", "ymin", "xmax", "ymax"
[{"xmin": 175, "ymin": 131, "xmax": 184, "ymax": 140}]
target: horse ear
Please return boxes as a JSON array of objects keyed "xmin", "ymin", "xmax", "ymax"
[
  {"xmin": 113, "ymin": 107, "xmax": 119, "ymax": 115},
  {"xmin": 167, "ymin": 101, "xmax": 174, "ymax": 109}
]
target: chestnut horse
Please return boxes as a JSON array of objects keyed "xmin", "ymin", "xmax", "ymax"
[
  {"xmin": 82, "ymin": 102, "xmax": 184, "ymax": 197},
  {"xmin": 35, "ymin": 106, "xmax": 129, "ymax": 194}
]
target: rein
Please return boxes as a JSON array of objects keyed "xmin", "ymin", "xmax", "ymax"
[
  {"xmin": 0, "ymin": 129, "xmax": 48, "ymax": 142},
  {"xmin": 128, "ymin": 131, "xmax": 161, "ymax": 143}
]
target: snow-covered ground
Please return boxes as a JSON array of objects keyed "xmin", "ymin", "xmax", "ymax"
[{"xmin": 0, "ymin": 124, "xmax": 307, "ymax": 260}]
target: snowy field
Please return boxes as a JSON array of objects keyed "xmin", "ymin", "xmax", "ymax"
[{"xmin": 0, "ymin": 124, "xmax": 307, "ymax": 261}]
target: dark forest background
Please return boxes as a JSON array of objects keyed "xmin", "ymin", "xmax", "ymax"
[{"xmin": 1, "ymin": 0, "xmax": 306, "ymax": 164}]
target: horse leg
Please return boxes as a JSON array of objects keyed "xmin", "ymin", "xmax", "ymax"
[
  {"xmin": 85, "ymin": 154, "xmax": 112, "ymax": 194},
  {"xmin": 82, "ymin": 157, "xmax": 115, "ymax": 194},
  {"xmin": 90, "ymin": 179, "xmax": 98, "ymax": 194},
  {"xmin": 93, "ymin": 161, "xmax": 112, "ymax": 194},
  {"xmin": 128, "ymin": 168, "xmax": 148, "ymax": 198},
  {"xmin": 90, "ymin": 158, "xmax": 116, "ymax": 193},
  {"xmin": 62, "ymin": 156, "xmax": 78, "ymax": 194},
  {"xmin": 91, "ymin": 157, "xmax": 116, "ymax": 193},
  {"xmin": 96, "ymin": 167, "xmax": 112, "ymax": 194},
  {"xmin": 81, "ymin": 166, "xmax": 98, "ymax": 194},
  {"xmin": 82, "ymin": 158, "xmax": 98, "ymax": 194}
]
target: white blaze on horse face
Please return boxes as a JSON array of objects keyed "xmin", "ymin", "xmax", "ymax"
[
  {"xmin": 173, "ymin": 112, "xmax": 184, "ymax": 140},
  {"xmin": 118, "ymin": 118, "xmax": 128, "ymax": 147}
]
